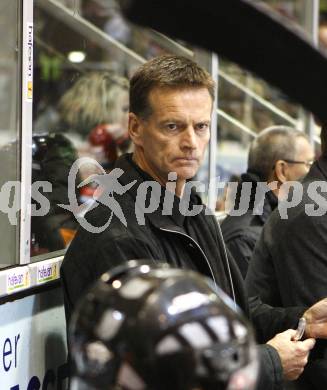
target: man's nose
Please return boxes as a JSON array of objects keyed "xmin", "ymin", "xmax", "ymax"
[{"xmin": 181, "ymin": 126, "xmax": 197, "ymax": 149}]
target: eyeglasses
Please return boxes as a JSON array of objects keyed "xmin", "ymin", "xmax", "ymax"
[{"xmin": 283, "ymin": 159, "xmax": 314, "ymax": 169}]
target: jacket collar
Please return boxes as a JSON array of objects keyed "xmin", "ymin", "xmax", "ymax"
[
  {"xmin": 114, "ymin": 153, "xmax": 197, "ymax": 232},
  {"xmin": 305, "ymin": 155, "xmax": 327, "ymax": 182}
]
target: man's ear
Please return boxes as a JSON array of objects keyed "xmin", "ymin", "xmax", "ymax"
[
  {"xmin": 274, "ymin": 160, "xmax": 288, "ymax": 184},
  {"xmin": 128, "ymin": 113, "xmax": 143, "ymax": 147}
]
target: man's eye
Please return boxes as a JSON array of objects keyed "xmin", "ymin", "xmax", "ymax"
[
  {"xmin": 196, "ymin": 123, "xmax": 209, "ymax": 131},
  {"xmin": 166, "ymin": 123, "xmax": 178, "ymax": 131}
]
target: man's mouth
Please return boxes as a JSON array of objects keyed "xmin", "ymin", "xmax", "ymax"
[{"xmin": 174, "ymin": 157, "xmax": 199, "ymax": 162}]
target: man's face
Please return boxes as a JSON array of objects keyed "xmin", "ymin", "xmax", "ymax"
[
  {"xmin": 285, "ymin": 136, "xmax": 314, "ymax": 181},
  {"xmin": 129, "ymin": 86, "xmax": 212, "ymax": 186}
]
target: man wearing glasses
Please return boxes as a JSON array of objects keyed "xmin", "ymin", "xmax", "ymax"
[
  {"xmin": 221, "ymin": 125, "xmax": 314, "ymax": 278},
  {"xmin": 246, "ymin": 124, "xmax": 327, "ymax": 388}
]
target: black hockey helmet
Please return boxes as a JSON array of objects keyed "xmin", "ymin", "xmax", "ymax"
[
  {"xmin": 32, "ymin": 132, "xmax": 77, "ymax": 161},
  {"xmin": 69, "ymin": 260, "xmax": 258, "ymax": 390},
  {"xmin": 32, "ymin": 133, "xmax": 49, "ymax": 162}
]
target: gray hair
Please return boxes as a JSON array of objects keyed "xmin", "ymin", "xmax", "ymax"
[{"xmin": 248, "ymin": 125, "xmax": 309, "ymax": 180}]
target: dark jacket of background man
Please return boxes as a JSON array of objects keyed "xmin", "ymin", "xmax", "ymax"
[
  {"xmin": 246, "ymin": 155, "xmax": 327, "ymax": 306},
  {"xmin": 221, "ymin": 170, "xmax": 278, "ymax": 278},
  {"xmin": 246, "ymin": 155, "xmax": 327, "ymax": 388}
]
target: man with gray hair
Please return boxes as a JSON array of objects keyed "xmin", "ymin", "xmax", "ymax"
[
  {"xmin": 246, "ymin": 123, "xmax": 327, "ymax": 388},
  {"xmin": 221, "ymin": 125, "xmax": 314, "ymax": 278}
]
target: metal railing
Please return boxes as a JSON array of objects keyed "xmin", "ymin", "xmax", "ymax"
[
  {"xmin": 37, "ymin": 0, "xmax": 299, "ymax": 139},
  {"xmin": 36, "ymin": 0, "xmax": 146, "ymax": 65}
]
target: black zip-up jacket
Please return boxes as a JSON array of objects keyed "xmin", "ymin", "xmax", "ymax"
[
  {"xmin": 221, "ymin": 171, "xmax": 278, "ymax": 278},
  {"xmin": 61, "ymin": 154, "xmax": 305, "ymax": 389}
]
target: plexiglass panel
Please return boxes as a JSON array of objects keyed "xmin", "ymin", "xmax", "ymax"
[
  {"xmin": 32, "ymin": 0, "xmax": 137, "ymax": 259},
  {"xmin": 31, "ymin": 0, "xmax": 215, "ymax": 260},
  {"xmin": 0, "ymin": 0, "xmax": 20, "ymax": 267},
  {"xmin": 213, "ymin": 0, "xmax": 324, "ymax": 212},
  {"xmin": 30, "ymin": 0, "xmax": 322, "ymax": 249}
]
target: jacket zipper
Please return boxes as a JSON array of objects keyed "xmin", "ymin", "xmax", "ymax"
[
  {"xmin": 159, "ymin": 226, "xmax": 237, "ymax": 309},
  {"xmin": 159, "ymin": 227, "xmax": 218, "ymax": 290}
]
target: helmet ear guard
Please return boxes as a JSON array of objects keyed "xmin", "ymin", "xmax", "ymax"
[{"xmin": 69, "ymin": 260, "xmax": 259, "ymax": 390}]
